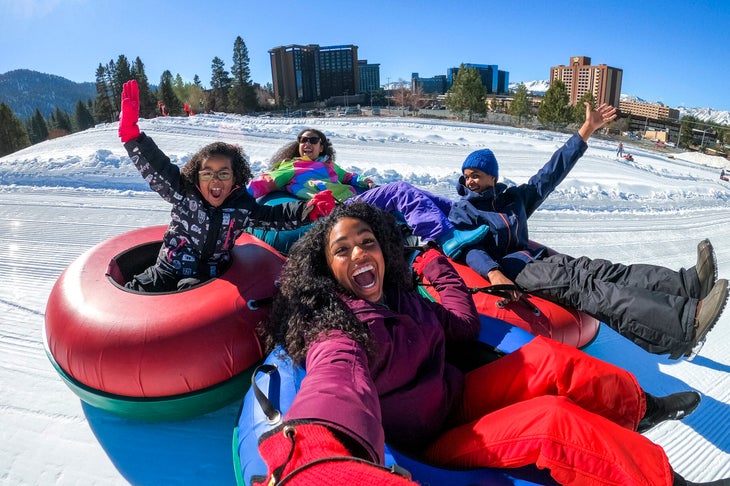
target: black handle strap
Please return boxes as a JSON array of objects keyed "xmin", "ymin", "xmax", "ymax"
[{"xmin": 251, "ymin": 364, "xmax": 282, "ymax": 424}]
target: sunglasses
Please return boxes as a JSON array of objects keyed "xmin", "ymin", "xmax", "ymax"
[
  {"xmin": 198, "ymin": 169, "xmax": 233, "ymax": 181},
  {"xmin": 299, "ymin": 136, "xmax": 321, "ymax": 145}
]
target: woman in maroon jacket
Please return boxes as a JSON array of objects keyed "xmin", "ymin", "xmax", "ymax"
[{"xmin": 257, "ymin": 201, "xmax": 724, "ymax": 486}]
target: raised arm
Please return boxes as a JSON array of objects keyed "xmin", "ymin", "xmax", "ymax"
[
  {"xmin": 118, "ymin": 80, "xmax": 141, "ymax": 143},
  {"xmin": 578, "ymin": 102, "xmax": 617, "ymax": 142}
]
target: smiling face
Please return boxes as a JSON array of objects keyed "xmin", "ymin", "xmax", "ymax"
[
  {"xmin": 298, "ymin": 130, "xmax": 324, "ymax": 159},
  {"xmin": 325, "ymin": 217, "xmax": 385, "ymax": 303},
  {"xmin": 198, "ymin": 156, "xmax": 235, "ymax": 207},
  {"xmin": 463, "ymin": 167, "xmax": 496, "ymax": 193}
]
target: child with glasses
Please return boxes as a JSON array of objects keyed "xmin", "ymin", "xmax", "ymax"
[
  {"xmin": 117, "ymin": 80, "xmax": 335, "ymax": 292},
  {"xmin": 248, "ymin": 128, "xmax": 375, "ymax": 203}
]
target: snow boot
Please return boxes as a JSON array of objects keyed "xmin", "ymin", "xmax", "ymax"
[
  {"xmin": 638, "ymin": 391, "xmax": 701, "ymax": 433},
  {"xmin": 696, "ymin": 239, "xmax": 717, "ymax": 300},
  {"xmin": 438, "ymin": 226, "xmax": 488, "ymax": 259},
  {"xmin": 674, "ymin": 472, "xmax": 730, "ymax": 486},
  {"xmin": 686, "ymin": 278, "xmax": 729, "ymax": 359}
]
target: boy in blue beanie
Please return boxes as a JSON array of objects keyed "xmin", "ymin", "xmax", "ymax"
[{"xmin": 447, "ymin": 102, "xmax": 728, "ymax": 360}]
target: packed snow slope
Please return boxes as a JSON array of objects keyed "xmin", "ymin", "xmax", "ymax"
[{"xmin": 1, "ymin": 114, "xmax": 730, "ymax": 485}]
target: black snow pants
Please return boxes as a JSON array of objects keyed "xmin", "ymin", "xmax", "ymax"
[{"xmin": 513, "ymin": 253, "xmax": 701, "ymax": 357}]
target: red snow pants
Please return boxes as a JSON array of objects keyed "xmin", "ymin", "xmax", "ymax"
[{"xmin": 424, "ymin": 336, "xmax": 674, "ymax": 486}]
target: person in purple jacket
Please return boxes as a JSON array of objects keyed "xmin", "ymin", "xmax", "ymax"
[{"xmin": 255, "ymin": 201, "xmax": 724, "ymax": 486}]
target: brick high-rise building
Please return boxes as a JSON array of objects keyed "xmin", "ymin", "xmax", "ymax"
[{"xmin": 550, "ymin": 56, "xmax": 622, "ymax": 108}]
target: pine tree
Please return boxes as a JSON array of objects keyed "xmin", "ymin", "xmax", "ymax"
[
  {"xmin": 210, "ymin": 56, "xmax": 231, "ymax": 112},
  {"xmin": 133, "ymin": 57, "xmax": 157, "ymax": 118},
  {"xmin": 193, "ymin": 74, "xmax": 202, "ymax": 88},
  {"xmin": 573, "ymin": 92, "xmax": 596, "ymax": 124},
  {"xmin": 158, "ymin": 70, "xmax": 183, "ymax": 116},
  {"xmin": 445, "ymin": 65, "xmax": 486, "ymax": 122},
  {"xmin": 47, "ymin": 107, "xmax": 73, "ymax": 138},
  {"xmin": 104, "ymin": 59, "xmax": 118, "ymax": 113},
  {"xmin": 229, "ymin": 36, "xmax": 257, "ymax": 113},
  {"xmin": 508, "ymin": 84, "xmax": 532, "ymax": 123},
  {"xmin": 73, "ymin": 99, "xmax": 96, "ymax": 132},
  {"xmin": 115, "ymin": 55, "xmax": 133, "ymax": 93},
  {"xmin": 537, "ymin": 79, "xmax": 572, "ymax": 128},
  {"xmin": 0, "ymin": 103, "xmax": 31, "ymax": 156},
  {"xmin": 94, "ymin": 64, "xmax": 114, "ymax": 122},
  {"xmin": 28, "ymin": 108, "xmax": 49, "ymax": 143},
  {"xmin": 679, "ymin": 116, "xmax": 698, "ymax": 149}
]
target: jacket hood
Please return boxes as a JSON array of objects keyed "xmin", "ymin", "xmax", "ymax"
[{"xmin": 456, "ymin": 176, "xmax": 508, "ymax": 199}]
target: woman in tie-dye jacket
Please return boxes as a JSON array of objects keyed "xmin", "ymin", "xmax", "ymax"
[{"xmin": 248, "ymin": 128, "xmax": 374, "ymax": 203}]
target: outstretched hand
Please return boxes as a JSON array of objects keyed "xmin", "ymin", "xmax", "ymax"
[
  {"xmin": 578, "ymin": 102, "xmax": 617, "ymax": 141},
  {"xmin": 412, "ymin": 248, "xmax": 444, "ymax": 276},
  {"xmin": 307, "ymin": 190, "xmax": 337, "ymax": 221},
  {"xmin": 118, "ymin": 80, "xmax": 141, "ymax": 143}
]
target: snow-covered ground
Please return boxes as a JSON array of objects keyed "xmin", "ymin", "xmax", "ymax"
[{"xmin": 1, "ymin": 114, "xmax": 730, "ymax": 485}]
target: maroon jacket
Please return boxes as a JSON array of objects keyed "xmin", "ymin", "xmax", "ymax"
[{"xmin": 285, "ymin": 254, "xmax": 480, "ymax": 457}]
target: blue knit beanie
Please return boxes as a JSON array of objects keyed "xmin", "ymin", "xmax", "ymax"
[{"xmin": 462, "ymin": 149, "xmax": 499, "ymax": 180}]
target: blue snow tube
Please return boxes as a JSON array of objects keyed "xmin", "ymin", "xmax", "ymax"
[
  {"xmin": 244, "ymin": 192, "xmax": 313, "ymax": 255},
  {"xmin": 233, "ymin": 317, "xmax": 558, "ymax": 486}
]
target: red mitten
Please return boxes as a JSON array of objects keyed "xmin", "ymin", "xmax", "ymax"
[
  {"xmin": 307, "ymin": 189, "xmax": 336, "ymax": 221},
  {"xmin": 118, "ymin": 80, "xmax": 140, "ymax": 142},
  {"xmin": 254, "ymin": 422, "xmax": 416, "ymax": 486},
  {"xmin": 412, "ymin": 247, "xmax": 444, "ymax": 277}
]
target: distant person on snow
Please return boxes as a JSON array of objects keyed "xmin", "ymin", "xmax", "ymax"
[
  {"xmin": 117, "ymin": 80, "xmax": 335, "ymax": 292},
  {"xmin": 617, "ymin": 141, "xmax": 624, "ymax": 157},
  {"xmin": 445, "ymin": 102, "xmax": 728, "ymax": 360}
]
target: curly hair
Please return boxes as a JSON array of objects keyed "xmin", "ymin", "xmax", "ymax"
[
  {"xmin": 260, "ymin": 201, "xmax": 413, "ymax": 364},
  {"xmin": 180, "ymin": 142, "xmax": 253, "ymax": 190},
  {"xmin": 267, "ymin": 128, "xmax": 336, "ymax": 168}
]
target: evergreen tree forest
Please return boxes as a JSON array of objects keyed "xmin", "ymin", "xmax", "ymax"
[
  {"xmin": 0, "ymin": 103, "xmax": 31, "ymax": 157},
  {"xmin": 0, "ymin": 36, "xmax": 264, "ymax": 156}
]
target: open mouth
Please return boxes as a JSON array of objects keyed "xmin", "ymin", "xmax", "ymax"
[{"xmin": 352, "ymin": 264, "xmax": 377, "ymax": 289}]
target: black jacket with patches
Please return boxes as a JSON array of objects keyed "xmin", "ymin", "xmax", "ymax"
[{"xmin": 125, "ymin": 133, "xmax": 310, "ymax": 277}]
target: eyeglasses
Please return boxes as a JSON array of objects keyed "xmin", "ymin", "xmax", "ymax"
[
  {"xmin": 298, "ymin": 136, "xmax": 321, "ymax": 145},
  {"xmin": 198, "ymin": 169, "xmax": 233, "ymax": 181}
]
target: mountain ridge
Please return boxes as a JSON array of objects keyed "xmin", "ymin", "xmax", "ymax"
[{"xmin": 0, "ymin": 69, "xmax": 96, "ymax": 120}]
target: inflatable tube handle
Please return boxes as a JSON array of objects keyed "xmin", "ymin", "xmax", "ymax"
[{"xmin": 252, "ymin": 364, "xmax": 283, "ymax": 424}]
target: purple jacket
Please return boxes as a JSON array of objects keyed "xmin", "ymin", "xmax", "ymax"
[{"xmin": 285, "ymin": 254, "xmax": 480, "ymax": 457}]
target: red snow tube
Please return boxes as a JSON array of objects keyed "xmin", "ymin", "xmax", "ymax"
[
  {"xmin": 418, "ymin": 256, "xmax": 600, "ymax": 349},
  {"xmin": 44, "ymin": 226, "xmax": 283, "ymax": 420}
]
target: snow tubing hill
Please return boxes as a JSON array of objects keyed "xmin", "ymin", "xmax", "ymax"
[
  {"xmin": 233, "ymin": 320, "xmax": 559, "ymax": 486},
  {"xmin": 44, "ymin": 225, "xmax": 283, "ymax": 421},
  {"xmin": 417, "ymin": 255, "xmax": 601, "ymax": 348}
]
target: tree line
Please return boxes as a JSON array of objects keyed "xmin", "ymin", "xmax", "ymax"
[{"xmin": 1, "ymin": 36, "xmax": 260, "ymax": 157}]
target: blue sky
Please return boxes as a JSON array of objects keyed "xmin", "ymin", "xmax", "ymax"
[{"xmin": 1, "ymin": 0, "xmax": 728, "ymax": 110}]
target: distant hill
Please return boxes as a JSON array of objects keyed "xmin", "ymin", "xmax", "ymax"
[{"xmin": 0, "ymin": 69, "xmax": 96, "ymax": 120}]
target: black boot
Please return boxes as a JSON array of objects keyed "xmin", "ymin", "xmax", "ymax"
[
  {"xmin": 675, "ymin": 471, "xmax": 730, "ymax": 486},
  {"xmin": 638, "ymin": 391, "xmax": 701, "ymax": 433}
]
